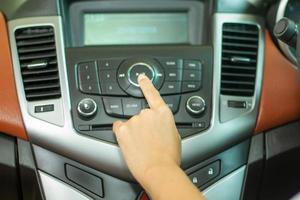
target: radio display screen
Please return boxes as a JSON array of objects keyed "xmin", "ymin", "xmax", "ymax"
[{"xmin": 83, "ymin": 13, "xmax": 189, "ymax": 45}]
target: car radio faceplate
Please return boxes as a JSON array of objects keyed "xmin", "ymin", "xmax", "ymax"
[{"xmin": 66, "ymin": 46, "xmax": 213, "ymax": 143}]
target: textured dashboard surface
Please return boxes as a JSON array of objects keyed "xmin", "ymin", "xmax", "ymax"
[
  {"xmin": 0, "ymin": 12, "xmax": 27, "ymax": 140},
  {"xmin": 255, "ymin": 32, "xmax": 300, "ymax": 133}
]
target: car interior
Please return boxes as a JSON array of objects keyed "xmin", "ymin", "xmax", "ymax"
[{"xmin": 0, "ymin": 0, "xmax": 300, "ymax": 199}]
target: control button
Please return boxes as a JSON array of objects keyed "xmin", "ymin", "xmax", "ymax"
[
  {"xmin": 122, "ymin": 98, "xmax": 142, "ymax": 117},
  {"xmin": 118, "ymin": 58, "xmax": 164, "ymax": 96},
  {"xmin": 126, "ymin": 85, "xmax": 143, "ymax": 97},
  {"xmin": 182, "ymin": 82, "xmax": 202, "ymax": 93},
  {"xmin": 65, "ymin": 164, "xmax": 104, "ymax": 197},
  {"xmin": 184, "ymin": 60, "xmax": 202, "ymax": 71},
  {"xmin": 160, "ymin": 82, "xmax": 181, "ymax": 95},
  {"xmin": 34, "ymin": 104, "xmax": 54, "ymax": 113},
  {"xmin": 103, "ymin": 97, "xmax": 123, "ymax": 117},
  {"xmin": 77, "ymin": 98, "xmax": 98, "ymax": 118},
  {"xmin": 189, "ymin": 161, "xmax": 220, "ymax": 187},
  {"xmin": 98, "ymin": 59, "xmax": 123, "ymax": 70},
  {"xmin": 128, "ymin": 63, "xmax": 155, "ymax": 87},
  {"xmin": 99, "ymin": 70, "xmax": 117, "ymax": 82},
  {"xmin": 192, "ymin": 122, "xmax": 205, "ymax": 129},
  {"xmin": 78, "ymin": 62, "xmax": 100, "ymax": 94},
  {"xmin": 152, "ymin": 65, "xmax": 165, "ymax": 90},
  {"xmin": 228, "ymin": 100, "xmax": 247, "ymax": 108},
  {"xmin": 183, "ymin": 70, "xmax": 202, "ymax": 82},
  {"xmin": 186, "ymin": 96, "xmax": 206, "ymax": 115},
  {"xmin": 101, "ymin": 82, "xmax": 126, "ymax": 96},
  {"xmin": 78, "ymin": 125, "xmax": 90, "ymax": 131},
  {"xmin": 163, "ymin": 96, "xmax": 181, "ymax": 113},
  {"xmin": 165, "ymin": 68, "xmax": 182, "ymax": 81},
  {"xmin": 158, "ymin": 58, "xmax": 182, "ymax": 69},
  {"xmin": 117, "ymin": 68, "xmax": 131, "ymax": 92}
]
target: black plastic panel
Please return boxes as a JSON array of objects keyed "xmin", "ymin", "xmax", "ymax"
[
  {"xmin": 66, "ymin": 46, "xmax": 213, "ymax": 144},
  {"xmin": 242, "ymin": 134, "xmax": 265, "ymax": 200},
  {"xmin": 33, "ymin": 145, "xmax": 141, "ymax": 200},
  {"xmin": 17, "ymin": 139, "xmax": 44, "ymax": 200},
  {"xmin": 259, "ymin": 121, "xmax": 300, "ymax": 200},
  {"xmin": 0, "ymin": 134, "xmax": 19, "ymax": 200}
]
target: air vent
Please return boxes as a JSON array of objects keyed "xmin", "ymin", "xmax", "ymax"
[
  {"xmin": 221, "ymin": 23, "xmax": 259, "ymax": 96},
  {"xmin": 15, "ymin": 26, "xmax": 61, "ymax": 101}
]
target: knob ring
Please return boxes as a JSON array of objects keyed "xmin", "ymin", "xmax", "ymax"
[
  {"xmin": 77, "ymin": 98, "xmax": 98, "ymax": 117},
  {"xmin": 127, "ymin": 62, "xmax": 155, "ymax": 87},
  {"xmin": 186, "ymin": 96, "xmax": 206, "ymax": 115}
]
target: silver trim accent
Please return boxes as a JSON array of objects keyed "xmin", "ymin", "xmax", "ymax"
[
  {"xmin": 203, "ymin": 166, "xmax": 246, "ymax": 200},
  {"xmin": 276, "ymin": 0, "xmax": 298, "ymax": 66},
  {"xmin": 39, "ymin": 170, "xmax": 92, "ymax": 200},
  {"xmin": 230, "ymin": 56, "xmax": 251, "ymax": 63},
  {"xmin": 186, "ymin": 96, "xmax": 206, "ymax": 115},
  {"xmin": 8, "ymin": 14, "xmax": 264, "ymax": 180},
  {"xmin": 77, "ymin": 98, "xmax": 98, "ymax": 117},
  {"xmin": 27, "ymin": 61, "xmax": 48, "ymax": 69},
  {"xmin": 218, "ymin": 19, "xmax": 264, "ymax": 123},
  {"xmin": 127, "ymin": 62, "xmax": 155, "ymax": 87}
]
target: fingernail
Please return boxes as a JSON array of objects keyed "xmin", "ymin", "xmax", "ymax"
[{"xmin": 138, "ymin": 74, "xmax": 147, "ymax": 82}]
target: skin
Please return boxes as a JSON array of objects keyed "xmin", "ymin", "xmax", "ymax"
[{"xmin": 113, "ymin": 74, "xmax": 206, "ymax": 200}]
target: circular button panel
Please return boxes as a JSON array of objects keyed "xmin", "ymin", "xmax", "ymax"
[
  {"xmin": 77, "ymin": 98, "xmax": 98, "ymax": 118},
  {"xmin": 127, "ymin": 62, "xmax": 155, "ymax": 87},
  {"xmin": 117, "ymin": 58, "xmax": 165, "ymax": 97},
  {"xmin": 186, "ymin": 96, "xmax": 206, "ymax": 115}
]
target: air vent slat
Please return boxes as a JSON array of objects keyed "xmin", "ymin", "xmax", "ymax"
[
  {"xmin": 20, "ymin": 59, "xmax": 57, "ymax": 69},
  {"xmin": 25, "ymin": 83, "xmax": 60, "ymax": 91},
  {"xmin": 16, "ymin": 32, "xmax": 54, "ymax": 40},
  {"xmin": 19, "ymin": 51, "xmax": 56, "ymax": 61},
  {"xmin": 223, "ymin": 42, "xmax": 258, "ymax": 49},
  {"xmin": 223, "ymin": 35, "xmax": 258, "ymax": 42},
  {"xmin": 221, "ymin": 80, "xmax": 255, "ymax": 86},
  {"xmin": 23, "ymin": 75, "xmax": 59, "ymax": 83},
  {"xmin": 223, "ymin": 29, "xmax": 258, "ymax": 35},
  {"xmin": 25, "ymin": 91, "xmax": 61, "ymax": 101},
  {"xmin": 15, "ymin": 26, "xmax": 61, "ymax": 101},
  {"xmin": 220, "ymin": 23, "xmax": 259, "ymax": 97},
  {"xmin": 21, "ymin": 68, "xmax": 58, "ymax": 76},
  {"xmin": 223, "ymin": 49, "xmax": 257, "ymax": 56},
  {"xmin": 222, "ymin": 72, "xmax": 255, "ymax": 78},
  {"xmin": 18, "ymin": 45, "xmax": 56, "ymax": 54},
  {"xmin": 16, "ymin": 38, "xmax": 55, "ymax": 47},
  {"xmin": 222, "ymin": 65, "xmax": 256, "ymax": 71}
]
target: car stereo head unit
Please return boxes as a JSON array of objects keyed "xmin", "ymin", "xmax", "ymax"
[
  {"xmin": 66, "ymin": 46, "xmax": 213, "ymax": 144},
  {"xmin": 69, "ymin": 1, "xmax": 205, "ymax": 46}
]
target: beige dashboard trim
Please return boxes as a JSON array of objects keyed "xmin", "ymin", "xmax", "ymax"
[
  {"xmin": 0, "ymin": 12, "xmax": 27, "ymax": 140},
  {"xmin": 255, "ymin": 31, "xmax": 300, "ymax": 133}
]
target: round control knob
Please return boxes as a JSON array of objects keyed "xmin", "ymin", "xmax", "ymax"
[
  {"xmin": 274, "ymin": 17, "xmax": 298, "ymax": 49},
  {"xmin": 186, "ymin": 96, "xmax": 206, "ymax": 116},
  {"xmin": 77, "ymin": 98, "xmax": 97, "ymax": 118},
  {"xmin": 128, "ymin": 62, "xmax": 155, "ymax": 87}
]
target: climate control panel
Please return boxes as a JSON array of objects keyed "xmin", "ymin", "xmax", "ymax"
[{"xmin": 66, "ymin": 46, "xmax": 213, "ymax": 143}]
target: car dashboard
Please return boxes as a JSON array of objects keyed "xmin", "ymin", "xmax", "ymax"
[{"xmin": 0, "ymin": 0, "xmax": 300, "ymax": 200}]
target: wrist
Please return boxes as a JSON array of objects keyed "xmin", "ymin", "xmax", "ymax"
[{"xmin": 139, "ymin": 161, "xmax": 181, "ymax": 197}]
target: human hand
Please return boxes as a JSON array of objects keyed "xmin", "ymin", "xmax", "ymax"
[{"xmin": 113, "ymin": 74, "xmax": 181, "ymax": 187}]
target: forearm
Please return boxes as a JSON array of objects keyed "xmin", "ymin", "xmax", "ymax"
[{"xmin": 141, "ymin": 164, "xmax": 206, "ymax": 200}]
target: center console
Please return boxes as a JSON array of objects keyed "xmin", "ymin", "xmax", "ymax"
[
  {"xmin": 7, "ymin": 0, "xmax": 265, "ymax": 199},
  {"xmin": 67, "ymin": 46, "xmax": 212, "ymax": 143}
]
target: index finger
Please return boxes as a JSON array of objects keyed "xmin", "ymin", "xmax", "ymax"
[{"xmin": 138, "ymin": 74, "xmax": 165, "ymax": 109}]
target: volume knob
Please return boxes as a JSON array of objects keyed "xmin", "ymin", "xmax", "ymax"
[
  {"xmin": 77, "ymin": 98, "xmax": 98, "ymax": 118},
  {"xmin": 186, "ymin": 96, "xmax": 206, "ymax": 116}
]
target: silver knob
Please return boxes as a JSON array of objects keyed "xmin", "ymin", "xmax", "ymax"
[
  {"xmin": 186, "ymin": 96, "xmax": 206, "ymax": 115},
  {"xmin": 77, "ymin": 98, "xmax": 98, "ymax": 118}
]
